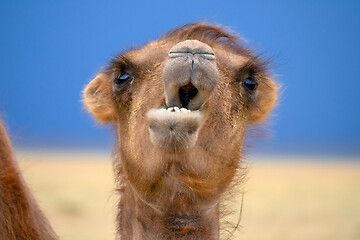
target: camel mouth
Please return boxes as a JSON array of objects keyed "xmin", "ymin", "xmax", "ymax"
[
  {"xmin": 178, "ymin": 83, "xmax": 199, "ymax": 109},
  {"xmin": 164, "ymin": 82, "xmax": 205, "ymax": 112},
  {"xmin": 146, "ymin": 107, "xmax": 203, "ymax": 151}
]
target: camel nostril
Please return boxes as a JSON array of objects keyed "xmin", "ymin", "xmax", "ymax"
[{"xmin": 179, "ymin": 83, "xmax": 198, "ymax": 108}]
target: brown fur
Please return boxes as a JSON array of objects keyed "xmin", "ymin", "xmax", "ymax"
[
  {"xmin": 84, "ymin": 23, "xmax": 278, "ymax": 239},
  {"xmin": 0, "ymin": 118, "xmax": 58, "ymax": 240}
]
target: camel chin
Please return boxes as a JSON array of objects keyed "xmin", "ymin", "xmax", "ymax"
[{"xmin": 147, "ymin": 107, "xmax": 203, "ymax": 152}]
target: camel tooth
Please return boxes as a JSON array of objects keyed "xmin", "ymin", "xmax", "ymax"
[{"xmin": 174, "ymin": 107, "xmax": 180, "ymax": 112}]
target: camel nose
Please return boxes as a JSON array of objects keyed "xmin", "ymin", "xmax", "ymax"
[
  {"xmin": 162, "ymin": 40, "xmax": 219, "ymax": 110},
  {"xmin": 169, "ymin": 40, "xmax": 215, "ymax": 61}
]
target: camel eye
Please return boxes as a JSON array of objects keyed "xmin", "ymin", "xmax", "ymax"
[
  {"xmin": 243, "ymin": 78, "xmax": 257, "ymax": 91},
  {"xmin": 114, "ymin": 74, "xmax": 134, "ymax": 85},
  {"xmin": 113, "ymin": 74, "xmax": 134, "ymax": 91}
]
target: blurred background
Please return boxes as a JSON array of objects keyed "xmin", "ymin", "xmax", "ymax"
[{"xmin": 0, "ymin": 1, "xmax": 359, "ymax": 240}]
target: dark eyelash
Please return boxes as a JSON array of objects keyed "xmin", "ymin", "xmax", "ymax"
[{"xmin": 107, "ymin": 54, "xmax": 137, "ymax": 75}]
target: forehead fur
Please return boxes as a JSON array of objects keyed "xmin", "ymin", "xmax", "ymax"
[
  {"xmin": 107, "ymin": 23, "xmax": 269, "ymax": 76},
  {"xmin": 161, "ymin": 23, "xmax": 253, "ymax": 57}
]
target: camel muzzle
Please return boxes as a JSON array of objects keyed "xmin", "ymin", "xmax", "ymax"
[{"xmin": 146, "ymin": 40, "xmax": 218, "ymax": 152}]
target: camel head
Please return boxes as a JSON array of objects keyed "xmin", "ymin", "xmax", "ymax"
[{"xmin": 83, "ymin": 23, "xmax": 277, "ymax": 237}]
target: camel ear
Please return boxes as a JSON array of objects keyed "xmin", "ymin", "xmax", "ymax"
[
  {"xmin": 250, "ymin": 78, "xmax": 278, "ymax": 123},
  {"xmin": 83, "ymin": 74, "xmax": 114, "ymax": 123}
]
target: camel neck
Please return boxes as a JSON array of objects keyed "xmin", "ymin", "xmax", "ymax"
[
  {"xmin": 118, "ymin": 183, "xmax": 220, "ymax": 240},
  {"xmin": 0, "ymin": 121, "xmax": 58, "ymax": 240}
]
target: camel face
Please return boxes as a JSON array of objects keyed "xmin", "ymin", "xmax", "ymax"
[{"xmin": 84, "ymin": 23, "xmax": 277, "ymax": 217}]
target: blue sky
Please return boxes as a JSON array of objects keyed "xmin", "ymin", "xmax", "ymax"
[{"xmin": 0, "ymin": 1, "xmax": 359, "ymax": 155}]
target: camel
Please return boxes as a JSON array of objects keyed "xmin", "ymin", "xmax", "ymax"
[
  {"xmin": 0, "ymin": 119, "xmax": 58, "ymax": 240},
  {"xmin": 0, "ymin": 23, "xmax": 277, "ymax": 240},
  {"xmin": 83, "ymin": 23, "xmax": 277, "ymax": 239}
]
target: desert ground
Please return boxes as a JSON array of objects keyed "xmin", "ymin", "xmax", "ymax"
[{"xmin": 16, "ymin": 150, "xmax": 360, "ymax": 240}]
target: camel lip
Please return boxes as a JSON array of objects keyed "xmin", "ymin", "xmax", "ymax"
[
  {"xmin": 146, "ymin": 107, "xmax": 203, "ymax": 124},
  {"xmin": 146, "ymin": 108, "xmax": 203, "ymax": 151}
]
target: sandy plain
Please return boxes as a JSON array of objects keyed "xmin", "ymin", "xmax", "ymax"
[{"xmin": 16, "ymin": 150, "xmax": 360, "ymax": 240}]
